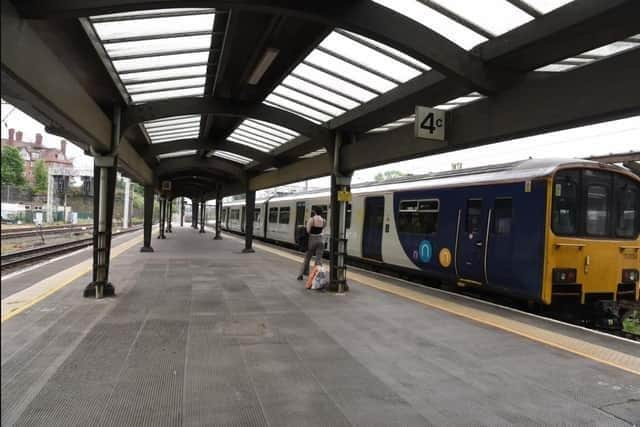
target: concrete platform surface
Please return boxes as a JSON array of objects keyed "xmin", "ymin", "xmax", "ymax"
[{"xmin": 2, "ymin": 227, "xmax": 639, "ymax": 426}]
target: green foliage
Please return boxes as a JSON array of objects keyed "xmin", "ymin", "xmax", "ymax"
[
  {"xmin": 374, "ymin": 170, "xmax": 407, "ymax": 182},
  {"xmin": 1, "ymin": 146, "xmax": 26, "ymax": 186},
  {"xmin": 33, "ymin": 159, "xmax": 48, "ymax": 193}
]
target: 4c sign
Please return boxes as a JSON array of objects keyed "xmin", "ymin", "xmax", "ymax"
[{"xmin": 414, "ymin": 106, "xmax": 445, "ymax": 141}]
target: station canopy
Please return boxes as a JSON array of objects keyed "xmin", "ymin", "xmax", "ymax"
[{"xmin": 2, "ymin": 0, "xmax": 639, "ymax": 198}]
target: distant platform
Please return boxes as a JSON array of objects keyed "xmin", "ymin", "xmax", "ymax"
[{"xmin": 2, "ymin": 227, "xmax": 639, "ymax": 426}]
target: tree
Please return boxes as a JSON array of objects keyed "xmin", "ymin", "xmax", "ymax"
[
  {"xmin": 1, "ymin": 146, "xmax": 26, "ymax": 186},
  {"xmin": 374, "ymin": 170, "xmax": 407, "ymax": 182},
  {"xmin": 33, "ymin": 159, "xmax": 48, "ymax": 193}
]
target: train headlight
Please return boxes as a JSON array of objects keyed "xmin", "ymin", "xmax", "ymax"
[
  {"xmin": 622, "ymin": 269, "xmax": 639, "ymax": 283},
  {"xmin": 552, "ymin": 268, "xmax": 577, "ymax": 283}
]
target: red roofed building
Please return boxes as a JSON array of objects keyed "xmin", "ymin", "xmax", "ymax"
[{"xmin": 1, "ymin": 128, "xmax": 73, "ymax": 183}]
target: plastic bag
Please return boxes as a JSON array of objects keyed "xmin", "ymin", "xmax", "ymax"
[{"xmin": 310, "ymin": 265, "xmax": 328, "ymax": 290}]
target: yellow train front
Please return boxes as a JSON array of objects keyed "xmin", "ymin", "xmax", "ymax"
[{"xmin": 543, "ymin": 163, "xmax": 639, "ymax": 327}]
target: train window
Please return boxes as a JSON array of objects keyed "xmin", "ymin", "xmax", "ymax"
[
  {"xmin": 346, "ymin": 203, "xmax": 352, "ymax": 229},
  {"xmin": 230, "ymin": 209, "xmax": 240, "ymax": 220},
  {"xmin": 398, "ymin": 199, "xmax": 439, "ymax": 234},
  {"xmin": 279, "ymin": 207, "xmax": 290, "ymax": 224},
  {"xmin": 552, "ymin": 171, "xmax": 579, "ymax": 236},
  {"xmin": 614, "ymin": 175, "xmax": 639, "ymax": 238},
  {"xmin": 268, "ymin": 207, "xmax": 278, "ymax": 223},
  {"xmin": 585, "ymin": 184, "xmax": 609, "ymax": 236},
  {"xmin": 492, "ymin": 198, "xmax": 512, "ymax": 234},
  {"xmin": 254, "ymin": 208, "xmax": 261, "ymax": 222},
  {"xmin": 311, "ymin": 205, "xmax": 328, "ymax": 219},
  {"xmin": 466, "ymin": 199, "xmax": 482, "ymax": 233}
]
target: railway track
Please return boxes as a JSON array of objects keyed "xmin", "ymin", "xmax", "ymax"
[
  {"xmin": 1, "ymin": 223, "xmax": 142, "ymax": 239},
  {"xmin": 1, "ymin": 226, "xmax": 143, "ymax": 271}
]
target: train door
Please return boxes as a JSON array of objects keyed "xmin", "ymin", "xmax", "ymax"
[
  {"xmin": 486, "ymin": 198, "xmax": 513, "ymax": 288},
  {"xmin": 241, "ymin": 206, "xmax": 246, "ymax": 232},
  {"xmin": 295, "ymin": 202, "xmax": 306, "ymax": 243},
  {"xmin": 456, "ymin": 199, "xmax": 488, "ymax": 284},
  {"xmin": 362, "ymin": 196, "xmax": 384, "ymax": 261}
]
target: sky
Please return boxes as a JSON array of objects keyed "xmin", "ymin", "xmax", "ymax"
[{"xmin": 2, "ymin": 99, "xmax": 639, "ymax": 195}]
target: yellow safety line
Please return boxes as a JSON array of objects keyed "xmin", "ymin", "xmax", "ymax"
[
  {"xmin": 1, "ymin": 234, "xmax": 143, "ymax": 323},
  {"xmin": 231, "ymin": 235, "xmax": 640, "ymax": 375}
]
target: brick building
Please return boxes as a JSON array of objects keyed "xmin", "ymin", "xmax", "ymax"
[{"xmin": 1, "ymin": 128, "xmax": 73, "ymax": 183}]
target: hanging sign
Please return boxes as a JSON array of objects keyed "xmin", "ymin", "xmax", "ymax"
[
  {"xmin": 415, "ymin": 106, "xmax": 446, "ymax": 141},
  {"xmin": 161, "ymin": 180, "xmax": 172, "ymax": 191}
]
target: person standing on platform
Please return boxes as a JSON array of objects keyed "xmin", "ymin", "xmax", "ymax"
[{"xmin": 297, "ymin": 209, "xmax": 325, "ymax": 280}]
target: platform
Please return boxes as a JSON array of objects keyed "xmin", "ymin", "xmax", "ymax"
[{"xmin": 2, "ymin": 226, "xmax": 639, "ymax": 426}]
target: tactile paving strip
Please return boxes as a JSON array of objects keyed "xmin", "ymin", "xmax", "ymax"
[{"xmin": 242, "ymin": 236, "xmax": 640, "ymax": 376}]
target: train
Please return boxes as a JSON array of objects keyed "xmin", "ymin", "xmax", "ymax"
[{"xmin": 219, "ymin": 159, "xmax": 639, "ymax": 326}]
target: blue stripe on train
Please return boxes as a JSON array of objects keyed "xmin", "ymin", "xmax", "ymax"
[{"xmin": 393, "ymin": 180, "xmax": 547, "ymax": 301}]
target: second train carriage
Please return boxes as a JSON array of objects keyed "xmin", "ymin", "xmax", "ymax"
[{"xmin": 220, "ymin": 159, "xmax": 639, "ymax": 308}]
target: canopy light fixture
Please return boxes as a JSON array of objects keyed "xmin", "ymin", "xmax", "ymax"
[{"xmin": 248, "ymin": 48, "xmax": 279, "ymax": 85}]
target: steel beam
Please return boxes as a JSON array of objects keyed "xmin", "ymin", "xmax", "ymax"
[
  {"xmin": 249, "ymin": 155, "xmax": 330, "ymax": 191},
  {"xmin": 342, "ymin": 49, "xmax": 640, "ymax": 173},
  {"xmin": 15, "ymin": 0, "xmax": 500, "ymax": 92},
  {"xmin": 1, "ymin": 0, "xmax": 153, "ymax": 185},
  {"xmin": 122, "ymin": 97, "xmax": 330, "ymax": 141},
  {"xmin": 147, "ymin": 138, "xmax": 272, "ymax": 162},
  {"xmin": 156, "ymin": 156, "xmax": 247, "ymax": 181}
]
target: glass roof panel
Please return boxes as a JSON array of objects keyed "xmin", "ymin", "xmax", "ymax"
[
  {"xmin": 126, "ymin": 76, "xmax": 206, "ymax": 94},
  {"xmin": 272, "ymin": 86, "xmax": 345, "ymax": 117},
  {"xmin": 265, "ymin": 95, "xmax": 332, "ymax": 123},
  {"xmin": 146, "ymin": 114, "xmax": 200, "ymax": 124},
  {"xmin": 151, "ymin": 133, "xmax": 200, "ymax": 144},
  {"xmin": 228, "ymin": 136, "xmax": 272, "ymax": 153},
  {"xmin": 112, "ymin": 51, "xmax": 211, "ymax": 72},
  {"xmin": 121, "ymin": 65, "xmax": 208, "ymax": 83},
  {"xmin": 233, "ymin": 128, "xmax": 284, "ymax": 146},
  {"xmin": 232, "ymin": 130, "xmax": 280, "ymax": 148},
  {"xmin": 92, "ymin": 8, "xmax": 212, "ymax": 19},
  {"xmin": 93, "ymin": 14, "xmax": 214, "ymax": 40},
  {"xmin": 583, "ymin": 41, "xmax": 639, "ymax": 57},
  {"xmin": 211, "ymin": 150, "xmax": 253, "ymax": 164},
  {"xmin": 319, "ymin": 32, "xmax": 422, "ymax": 81},
  {"xmin": 299, "ymin": 148, "xmax": 327, "ymax": 159},
  {"xmin": 247, "ymin": 119, "xmax": 299, "ymax": 138},
  {"xmin": 157, "ymin": 149, "xmax": 197, "ymax": 159},
  {"xmin": 535, "ymin": 63, "xmax": 577, "ymax": 72},
  {"xmin": 282, "ymin": 76, "xmax": 359, "ymax": 110},
  {"xmin": 430, "ymin": 0, "xmax": 533, "ymax": 36},
  {"xmin": 243, "ymin": 119, "xmax": 298, "ymax": 139},
  {"xmin": 305, "ymin": 50, "xmax": 396, "ymax": 93},
  {"xmin": 292, "ymin": 64, "xmax": 377, "ymax": 103},
  {"xmin": 371, "ymin": 0, "xmax": 487, "ymax": 50},
  {"xmin": 148, "ymin": 129, "xmax": 200, "ymax": 139},
  {"xmin": 340, "ymin": 30, "xmax": 431, "ymax": 71},
  {"xmin": 520, "ymin": 0, "xmax": 574, "ymax": 14},
  {"xmin": 145, "ymin": 120, "xmax": 201, "ymax": 131},
  {"xmin": 147, "ymin": 125, "xmax": 201, "ymax": 136},
  {"xmin": 239, "ymin": 124, "xmax": 290, "ymax": 143},
  {"xmin": 104, "ymin": 34, "xmax": 211, "ymax": 58},
  {"xmin": 131, "ymin": 87, "xmax": 203, "ymax": 103}
]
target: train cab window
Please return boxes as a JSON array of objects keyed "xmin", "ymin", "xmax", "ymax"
[
  {"xmin": 398, "ymin": 199, "xmax": 439, "ymax": 234},
  {"xmin": 311, "ymin": 205, "xmax": 328, "ymax": 219},
  {"xmin": 493, "ymin": 198, "xmax": 512, "ymax": 234},
  {"xmin": 466, "ymin": 199, "xmax": 482, "ymax": 233},
  {"xmin": 268, "ymin": 207, "xmax": 278, "ymax": 223},
  {"xmin": 614, "ymin": 176, "xmax": 639, "ymax": 238},
  {"xmin": 585, "ymin": 184, "xmax": 609, "ymax": 236},
  {"xmin": 278, "ymin": 207, "xmax": 290, "ymax": 224},
  {"xmin": 254, "ymin": 208, "xmax": 261, "ymax": 222},
  {"xmin": 552, "ymin": 171, "xmax": 579, "ymax": 235},
  {"xmin": 345, "ymin": 203, "xmax": 352, "ymax": 229}
]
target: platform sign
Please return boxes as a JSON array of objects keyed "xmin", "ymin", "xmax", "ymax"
[
  {"xmin": 415, "ymin": 106, "xmax": 445, "ymax": 141},
  {"xmin": 337, "ymin": 190, "xmax": 352, "ymax": 202}
]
